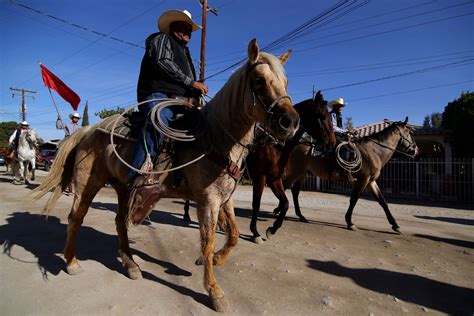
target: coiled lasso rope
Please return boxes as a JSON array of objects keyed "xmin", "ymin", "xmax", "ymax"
[
  {"xmin": 149, "ymin": 99, "xmax": 206, "ymax": 141},
  {"xmin": 335, "ymin": 141, "xmax": 362, "ymax": 173},
  {"xmin": 110, "ymin": 98, "xmax": 205, "ymax": 175}
]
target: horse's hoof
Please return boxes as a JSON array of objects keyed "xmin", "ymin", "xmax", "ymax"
[
  {"xmin": 195, "ymin": 256, "xmax": 204, "ymax": 266},
  {"xmin": 211, "ymin": 296, "xmax": 229, "ymax": 313},
  {"xmin": 127, "ymin": 267, "xmax": 142, "ymax": 280},
  {"xmin": 252, "ymin": 236, "xmax": 264, "ymax": 244},
  {"xmin": 347, "ymin": 224, "xmax": 358, "ymax": 231},
  {"xmin": 31, "ymin": 176, "xmax": 35, "ymax": 181},
  {"xmin": 392, "ymin": 226, "xmax": 402, "ymax": 234},
  {"xmin": 299, "ymin": 216, "xmax": 308, "ymax": 223},
  {"xmin": 183, "ymin": 215, "xmax": 191, "ymax": 223},
  {"xmin": 66, "ymin": 262, "xmax": 83, "ymax": 275},
  {"xmin": 272, "ymin": 209, "xmax": 280, "ymax": 216},
  {"xmin": 265, "ymin": 228, "xmax": 275, "ymax": 240}
]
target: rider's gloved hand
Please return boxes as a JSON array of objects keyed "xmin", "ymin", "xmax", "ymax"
[{"xmin": 192, "ymin": 81, "xmax": 208, "ymax": 95}]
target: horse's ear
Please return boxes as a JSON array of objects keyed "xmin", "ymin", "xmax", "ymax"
[
  {"xmin": 313, "ymin": 90, "xmax": 323, "ymax": 101},
  {"xmin": 279, "ymin": 49, "xmax": 292, "ymax": 65},
  {"xmin": 403, "ymin": 116, "xmax": 409, "ymax": 125},
  {"xmin": 248, "ymin": 38, "xmax": 259, "ymax": 65}
]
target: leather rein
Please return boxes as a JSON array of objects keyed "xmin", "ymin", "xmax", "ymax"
[{"xmin": 368, "ymin": 126, "xmax": 417, "ymax": 158}]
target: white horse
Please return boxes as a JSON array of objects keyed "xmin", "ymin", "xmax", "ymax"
[{"xmin": 12, "ymin": 128, "xmax": 38, "ymax": 185}]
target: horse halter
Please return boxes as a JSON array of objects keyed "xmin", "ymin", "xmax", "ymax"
[
  {"xmin": 396, "ymin": 126, "xmax": 418, "ymax": 158},
  {"xmin": 25, "ymin": 129, "xmax": 37, "ymax": 149},
  {"xmin": 246, "ymin": 61, "xmax": 292, "ymax": 115},
  {"xmin": 370, "ymin": 125, "xmax": 417, "ymax": 158}
]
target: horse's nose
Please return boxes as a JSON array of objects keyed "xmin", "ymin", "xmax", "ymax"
[{"xmin": 279, "ymin": 113, "xmax": 299, "ymax": 131}]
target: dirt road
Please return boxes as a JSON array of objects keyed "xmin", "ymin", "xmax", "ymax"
[{"xmin": 0, "ymin": 167, "xmax": 473, "ymax": 315}]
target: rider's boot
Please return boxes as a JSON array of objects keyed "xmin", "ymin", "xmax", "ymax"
[{"xmin": 128, "ymin": 149, "xmax": 173, "ymax": 226}]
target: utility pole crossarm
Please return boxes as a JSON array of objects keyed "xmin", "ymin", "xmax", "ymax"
[{"xmin": 10, "ymin": 87, "xmax": 37, "ymax": 121}]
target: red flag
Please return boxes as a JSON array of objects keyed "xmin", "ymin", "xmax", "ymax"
[{"xmin": 40, "ymin": 64, "xmax": 81, "ymax": 111}]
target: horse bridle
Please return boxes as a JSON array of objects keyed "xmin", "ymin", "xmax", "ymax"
[
  {"xmin": 245, "ymin": 61, "xmax": 293, "ymax": 146},
  {"xmin": 25, "ymin": 129, "xmax": 37, "ymax": 150},
  {"xmin": 246, "ymin": 61, "xmax": 292, "ymax": 115},
  {"xmin": 369, "ymin": 125, "xmax": 417, "ymax": 158}
]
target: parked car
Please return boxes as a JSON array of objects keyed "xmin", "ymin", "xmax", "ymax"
[
  {"xmin": 0, "ymin": 152, "xmax": 5, "ymax": 166},
  {"xmin": 36, "ymin": 149, "xmax": 57, "ymax": 171}
]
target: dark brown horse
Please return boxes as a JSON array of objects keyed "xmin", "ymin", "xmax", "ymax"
[
  {"xmin": 246, "ymin": 91, "xmax": 336, "ymax": 243},
  {"xmin": 284, "ymin": 118, "xmax": 419, "ymax": 233},
  {"xmin": 181, "ymin": 92, "xmax": 336, "ymax": 243}
]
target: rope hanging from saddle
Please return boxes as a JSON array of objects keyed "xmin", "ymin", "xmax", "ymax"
[
  {"xmin": 335, "ymin": 141, "xmax": 362, "ymax": 174},
  {"xmin": 110, "ymin": 99, "xmax": 207, "ymax": 175},
  {"xmin": 149, "ymin": 99, "xmax": 206, "ymax": 142}
]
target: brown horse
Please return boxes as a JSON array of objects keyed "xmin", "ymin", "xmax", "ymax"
[
  {"xmin": 32, "ymin": 39, "xmax": 299, "ymax": 312},
  {"xmin": 284, "ymin": 118, "xmax": 419, "ymax": 233},
  {"xmin": 246, "ymin": 91, "xmax": 336, "ymax": 244}
]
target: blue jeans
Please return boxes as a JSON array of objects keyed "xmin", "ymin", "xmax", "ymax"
[{"xmin": 129, "ymin": 92, "xmax": 173, "ymax": 178}]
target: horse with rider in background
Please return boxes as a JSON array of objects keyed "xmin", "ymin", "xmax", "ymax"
[
  {"xmin": 244, "ymin": 90, "xmax": 336, "ymax": 244},
  {"xmin": 284, "ymin": 117, "xmax": 419, "ymax": 234},
  {"xmin": 8, "ymin": 121, "xmax": 39, "ymax": 185}
]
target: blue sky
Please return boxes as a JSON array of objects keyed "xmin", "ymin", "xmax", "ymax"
[{"xmin": 1, "ymin": 0, "xmax": 473, "ymax": 141}]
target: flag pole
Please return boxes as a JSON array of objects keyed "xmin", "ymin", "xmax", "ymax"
[
  {"xmin": 40, "ymin": 62, "xmax": 64, "ymax": 126},
  {"xmin": 47, "ymin": 87, "xmax": 64, "ymax": 126}
]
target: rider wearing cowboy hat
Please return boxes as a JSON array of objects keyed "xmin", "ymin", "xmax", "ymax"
[
  {"xmin": 8, "ymin": 121, "xmax": 30, "ymax": 157},
  {"xmin": 129, "ymin": 9, "xmax": 208, "ymax": 185},
  {"xmin": 56, "ymin": 112, "xmax": 82, "ymax": 137},
  {"xmin": 328, "ymin": 98, "xmax": 348, "ymax": 136},
  {"xmin": 328, "ymin": 98, "xmax": 356, "ymax": 182}
]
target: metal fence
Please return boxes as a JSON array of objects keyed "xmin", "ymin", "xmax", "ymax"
[{"xmin": 303, "ymin": 158, "xmax": 474, "ymax": 202}]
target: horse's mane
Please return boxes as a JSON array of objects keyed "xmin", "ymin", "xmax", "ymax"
[
  {"xmin": 204, "ymin": 52, "xmax": 287, "ymax": 123},
  {"xmin": 360, "ymin": 121, "xmax": 404, "ymax": 143}
]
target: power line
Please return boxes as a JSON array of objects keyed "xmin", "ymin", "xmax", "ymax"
[
  {"xmin": 204, "ymin": 0, "xmax": 367, "ymax": 81},
  {"xmin": 205, "ymin": 3, "xmax": 473, "ymax": 76},
  {"xmin": 288, "ymin": 52, "xmax": 474, "ymax": 77},
  {"xmin": 290, "ymin": 1, "xmax": 474, "ymax": 49},
  {"xmin": 348, "ymin": 80, "xmax": 474, "ymax": 102},
  {"xmin": 9, "ymin": 1, "xmax": 164, "ymax": 88},
  {"xmin": 203, "ymin": 0, "xmax": 438, "ymax": 67},
  {"xmin": 10, "ymin": 0, "xmax": 146, "ymax": 49},
  {"xmin": 296, "ymin": 11, "xmax": 474, "ymax": 53},
  {"xmin": 321, "ymin": 58, "xmax": 474, "ymax": 91}
]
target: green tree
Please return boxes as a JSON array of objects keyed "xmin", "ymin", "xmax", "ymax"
[
  {"xmin": 82, "ymin": 101, "xmax": 90, "ymax": 126},
  {"xmin": 0, "ymin": 121, "xmax": 19, "ymax": 147},
  {"xmin": 430, "ymin": 112, "xmax": 442, "ymax": 128},
  {"xmin": 344, "ymin": 117, "xmax": 353, "ymax": 130},
  {"xmin": 422, "ymin": 115, "xmax": 430, "ymax": 128},
  {"xmin": 94, "ymin": 106, "xmax": 125, "ymax": 119},
  {"xmin": 442, "ymin": 91, "xmax": 474, "ymax": 157}
]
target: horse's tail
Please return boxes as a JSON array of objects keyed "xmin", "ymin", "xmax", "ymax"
[{"xmin": 30, "ymin": 126, "xmax": 92, "ymax": 214}]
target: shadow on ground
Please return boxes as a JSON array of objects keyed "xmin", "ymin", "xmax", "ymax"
[
  {"xmin": 307, "ymin": 259, "xmax": 474, "ymax": 315},
  {"xmin": 414, "ymin": 233, "xmax": 474, "ymax": 249},
  {"xmin": 0, "ymin": 211, "xmax": 215, "ymax": 309},
  {"xmin": 414, "ymin": 215, "xmax": 474, "ymax": 226}
]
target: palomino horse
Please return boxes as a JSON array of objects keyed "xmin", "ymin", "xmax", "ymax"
[
  {"xmin": 32, "ymin": 39, "xmax": 299, "ymax": 312},
  {"xmin": 284, "ymin": 118, "xmax": 419, "ymax": 233},
  {"xmin": 12, "ymin": 128, "xmax": 38, "ymax": 184},
  {"xmin": 246, "ymin": 91, "xmax": 336, "ymax": 244}
]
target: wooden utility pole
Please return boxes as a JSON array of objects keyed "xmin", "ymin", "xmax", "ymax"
[
  {"xmin": 198, "ymin": 0, "xmax": 218, "ymax": 81},
  {"xmin": 10, "ymin": 87, "xmax": 36, "ymax": 121}
]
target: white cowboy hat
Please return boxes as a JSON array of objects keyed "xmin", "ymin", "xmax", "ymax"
[
  {"xmin": 328, "ymin": 98, "xmax": 347, "ymax": 109},
  {"xmin": 21, "ymin": 121, "xmax": 29, "ymax": 126},
  {"xmin": 72, "ymin": 112, "xmax": 81, "ymax": 119},
  {"xmin": 158, "ymin": 9, "xmax": 201, "ymax": 34}
]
